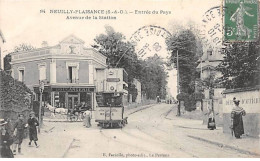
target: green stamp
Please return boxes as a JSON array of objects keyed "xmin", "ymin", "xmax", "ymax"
[{"xmin": 224, "ymin": 0, "xmax": 259, "ymax": 41}]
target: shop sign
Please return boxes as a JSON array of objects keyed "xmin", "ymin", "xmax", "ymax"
[
  {"xmin": 52, "ymin": 87, "xmax": 94, "ymax": 92},
  {"xmin": 107, "ymin": 78, "xmax": 120, "ymax": 82}
]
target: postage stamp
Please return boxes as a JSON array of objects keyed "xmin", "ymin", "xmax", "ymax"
[{"xmin": 223, "ymin": 0, "xmax": 259, "ymax": 41}]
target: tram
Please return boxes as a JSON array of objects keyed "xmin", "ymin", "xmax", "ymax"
[{"xmin": 95, "ymin": 92, "xmax": 128, "ymax": 128}]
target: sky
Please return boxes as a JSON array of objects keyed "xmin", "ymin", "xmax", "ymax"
[{"xmin": 0, "ymin": 0, "xmax": 221, "ymax": 98}]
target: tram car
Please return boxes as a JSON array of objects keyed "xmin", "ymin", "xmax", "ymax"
[{"xmin": 95, "ymin": 92, "xmax": 128, "ymax": 128}]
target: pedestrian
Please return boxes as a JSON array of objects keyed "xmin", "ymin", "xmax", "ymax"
[
  {"xmin": 207, "ymin": 109, "xmax": 216, "ymax": 130},
  {"xmin": 0, "ymin": 118, "xmax": 14, "ymax": 158},
  {"xmin": 83, "ymin": 108, "xmax": 92, "ymax": 128},
  {"xmin": 231, "ymin": 98, "xmax": 246, "ymax": 139},
  {"xmin": 28, "ymin": 111, "xmax": 39, "ymax": 148},
  {"xmin": 13, "ymin": 114, "xmax": 28, "ymax": 155}
]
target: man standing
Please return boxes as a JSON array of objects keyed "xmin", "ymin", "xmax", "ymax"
[
  {"xmin": 13, "ymin": 114, "xmax": 27, "ymax": 155},
  {"xmin": 28, "ymin": 112, "xmax": 39, "ymax": 148}
]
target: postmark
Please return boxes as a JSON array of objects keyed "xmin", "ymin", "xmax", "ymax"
[
  {"xmin": 130, "ymin": 25, "xmax": 172, "ymax": 58},
  {"xmin": 200, "ymin": 6, "xmax": 223, "ymax": 48},
  {"xmin": 223, "ymin": 0, "xmax": 259, "ymax": 41}
]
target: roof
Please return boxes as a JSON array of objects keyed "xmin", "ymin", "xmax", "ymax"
[
  {"xmin": 59, "ymin": 34, "xmax": 85, "ymax": 44},
  {"xmin": 196, "ymin": 61, "xmax": 221, "ymax": 71}
]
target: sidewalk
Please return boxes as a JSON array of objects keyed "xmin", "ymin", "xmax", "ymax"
[
  {"xmin": 16, "ymin": 123, "xmax": 74, "ymax": 158},
  {"xmin": 166, "ymin": 108, "xmax": 260, "ymax": 157}
]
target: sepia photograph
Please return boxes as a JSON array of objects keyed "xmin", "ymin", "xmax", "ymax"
[{"xmin": 0, "ymin": 0, "xmax": 259, "ymax": 158}]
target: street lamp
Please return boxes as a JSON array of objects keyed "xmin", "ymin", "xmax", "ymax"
[{"xmin": 38, "ymin": 80, "xmax": 44, "ymax": 133}]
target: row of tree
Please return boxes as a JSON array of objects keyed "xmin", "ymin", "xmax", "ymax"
[
  {"xmin": 167, "ymin": 29, "xmax": 202, "ymax": 111},
  {"xmin": 217, "ymin": 40, "xmax": 260, "ymax": 89}
]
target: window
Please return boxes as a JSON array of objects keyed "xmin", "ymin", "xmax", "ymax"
[
  {"xmin": 66, "ymin": 62, "xmax": 79, "ymax": 83},
  {"xmin": 68, "ymin": 66, "xmax": 78, "ymax": 83},
  {"xmin": 18, "ymin": 69, "xmax": 24, "ymax": 82}
]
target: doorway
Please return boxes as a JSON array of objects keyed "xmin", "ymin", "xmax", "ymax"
[{"xmin": 68, "ymin": 95, "xmax": 79, "ymax": 110}]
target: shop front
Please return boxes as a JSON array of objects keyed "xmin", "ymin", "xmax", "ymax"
[{"xmin": 34, "ymin": 85, "xmax": 95, "ymax": 110}]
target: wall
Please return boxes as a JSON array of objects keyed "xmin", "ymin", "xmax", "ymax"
[
  {"xmin": 56, "ymin": 59, "xmax": 90, "ymax": 84},
  {"xmin": 12, "ymin": 59, "xmax": 51, "ymax": 90},
  {"xmin": 78, "ymin": 61, "xmax": 89, "ymax": 83},
  {"xmin": 56, "ymin": 60, "xmax": 67, "ymax": 83},
  {"xmin": 222, "ymin": 87, "xmax": 260, "ymax": 138}
]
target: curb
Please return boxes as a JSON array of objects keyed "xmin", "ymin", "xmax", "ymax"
[
  {"xmin": 187, "ymin": 135, "xmax": 260, "ymax": 157},
  {"xmin": 126, "ymin": 104, "xmax": 156, "ymax": 115},
  {"xmin": 43, "ymin": 119, "xmax": 83, "ymax": 123}
]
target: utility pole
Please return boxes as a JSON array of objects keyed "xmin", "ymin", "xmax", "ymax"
[
  {"xmin": 176, "ymin": 50, "xmax": 181, "ymax": 116},
  {"xmin": 39, "ymin": 80, "xmax": 44, "ymax": 133},
  {"xmin": 177, "ymin": 50, "xmax": 180, "ymax": 94}
]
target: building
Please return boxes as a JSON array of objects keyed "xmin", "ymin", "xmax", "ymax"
[
  {"xmin": 133, "ymin": 78, "xmax": 141, "ymax": 103},
  {"xmin": 10, "ymin": 35, "xmax": 107, "ymax": 110},
  {"xmin": 196, "ymin": 47, "xmax": 223, "ymax": 81}
]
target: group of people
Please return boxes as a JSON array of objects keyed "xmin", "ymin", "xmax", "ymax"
[
  {"xmin": 207, "ymin": 97, "xmax": 246, "ymax": 139},
  {"xmin": 0, "ymin": 111, "xmax": 39, "ymax": 158}
]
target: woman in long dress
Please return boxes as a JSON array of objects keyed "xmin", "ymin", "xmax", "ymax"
[
  {"xmin": 83, "ymin": 108, "xmax": 92, "ymax": 128},
  {"xmin": 207, "ymin": 110, "xmax": 216, "ymax": 130},
  {"xmin": 231, "ymin": 98, "xmax": 246, "ymax": 139}
]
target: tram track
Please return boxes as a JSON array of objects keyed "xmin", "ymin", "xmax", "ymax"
[
  {"xmin": 99, "ymin": 129, "xmax": 156, "ymax": 154},
  {"xmin": 127, "ymin": 104, "xmax": 253, "ymax": 158}
]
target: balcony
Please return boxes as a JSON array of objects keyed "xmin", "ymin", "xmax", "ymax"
[{"xmin": 67, "ymin": 78, "xmax": 79, "ymax": 84}]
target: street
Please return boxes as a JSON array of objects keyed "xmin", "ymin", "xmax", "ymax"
[{"xmin": 17, "ymin": 103, "xmax": 259, "ymax": 158}]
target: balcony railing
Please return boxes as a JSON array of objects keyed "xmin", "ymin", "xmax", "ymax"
[{"xmin": 67, "ymin": 78, "xmax": 79, "ymax": 84}]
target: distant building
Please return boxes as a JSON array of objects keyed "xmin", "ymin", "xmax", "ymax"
[
  {"xmin": 10, "ymin": 35, "xmax": 107, "ymax": 110},
  {"xmin": 196, "ymin": 47, "xmax": 223, "ymax": 81},
  {"xmin": 133, "ymin": 78, "xmax": 141, "ymax": 103}
]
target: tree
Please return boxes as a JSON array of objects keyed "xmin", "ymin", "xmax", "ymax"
[
  {"xmin": 4, "ymin": 54, "xmax": 11, "ymax": 72},
  {"xmin": 4, "ymin": 43, "xmax": 36, "ymax": 72},
  {"xmin": 137, "ymin": 55, "xmax": 168, "ymax": 99},
  {"xmin": 167, "ymin": 29, "xmax": 200, "ymax": 95},
  {"xmin": 94, "ymin": 26, "xmax": 168, "ymax": 100},
  {"xmin": 217, "ymin": 41, "xmax": 260, "ymax": 89},
  {"xmin": 167, "ymin": 29, "xmax": 201, "ymax": 111}
]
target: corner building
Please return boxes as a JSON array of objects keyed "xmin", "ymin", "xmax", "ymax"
[{"xmin": 10, "ymin": 35, "xmax": 107, "ymax": 110}]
